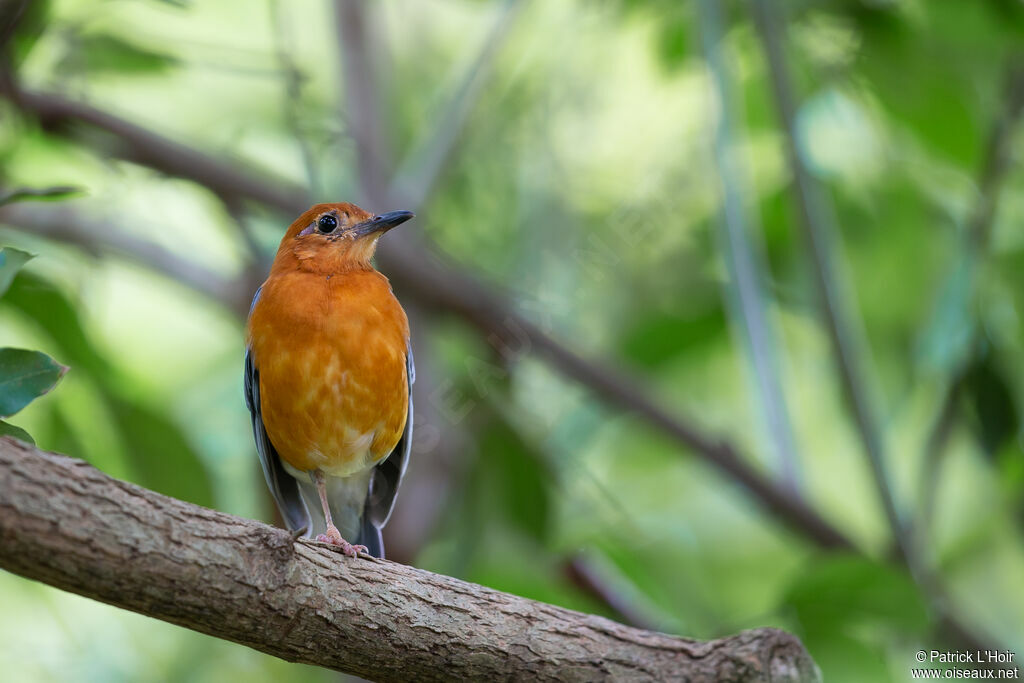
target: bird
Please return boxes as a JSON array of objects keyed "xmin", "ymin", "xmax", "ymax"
[{"xmin": 244, "ymin": 202, "xmax": 414, "ymax": 559}]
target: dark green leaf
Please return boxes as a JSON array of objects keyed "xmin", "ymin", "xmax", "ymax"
[
  {"xmin": 1, "ymin": 0, "xmax": 51, "ymax": 67},
  {"xmin": 0, "ymin": 348, "xmax": 67, "ymax": 418},
  {"xmin": 0, "ymin": 186, "xmax": 83, "ymax": 206},
  {"xmin": 109, "ymin": 397, "xmax": 214, "ymax": 508},
  {"xmin": 0, "ymin": 420, "xmax": 35, "ymax": 444},
  {"xmin": 964, "ymin": 352, "xmax": 1019, "ymax": 457},
  {"xmin": 479, "ymin": 418, "xmax": 551, "ymax": 542},
  {"xmin": 61, "ymin": 33, "xmax": 178, "ymax": 75},
  {"xmin": 2, "ymin": 273, "xmax": 110, "ymax": 376},
  {"xmin": 0, "ymin": 247, "xmax": 33, "ymax": 298}
]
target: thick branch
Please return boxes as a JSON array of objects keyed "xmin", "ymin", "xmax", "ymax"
[{"xmin": 0, "ymin": 438, "xmax": 821, "ymax": 682}]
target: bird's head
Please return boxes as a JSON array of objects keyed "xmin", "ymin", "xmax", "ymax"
[{"xmin": 274, "ymin": 202, "xmax": 414, "ymax": 273}]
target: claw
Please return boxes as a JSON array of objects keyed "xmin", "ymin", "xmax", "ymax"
[{"xmin": 315, "ymin": 525, "xmax": 367, "ymax": 558}]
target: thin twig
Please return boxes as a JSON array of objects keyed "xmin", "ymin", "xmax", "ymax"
[
  {"xmin": 334, "ymin": 0, "xmax": 391, "ymax": 205},
  {"xmin": 0, "ymin": 201, "xmax": 254, "ymax": 316},
  {"xmin": 749, "ymin": 0, "xmax": 910, "ymax": 564},
  {"xmin": 698, "ymin": 0, "xmax": 803, "ymax": 494},
  {"xmin": 563, "ymin": 554, "xmax": 661, "ymax": 632},
  {"xmin": 389, "ymin": 0, "xmax": 525, "ymax": 209},
  {"xmin": 917, "ymin": 61, "xmax": 1024, "ymax": 546},
  {"xmin": 268, "ymin": 0, "xmax": 321, "ymax": 195}
]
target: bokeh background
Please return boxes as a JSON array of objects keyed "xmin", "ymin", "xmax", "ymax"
[{"xmin": 1, "ymin": 0, "xmax": 1023, "ymax": 681}]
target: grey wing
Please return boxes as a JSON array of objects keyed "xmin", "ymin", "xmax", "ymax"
[
  {"xmin": 244, "ymin": 288, "xmax": 312, "ymax": 535},
  {"xmin": 363, "ymin": 344, "xmax": 415, "ymax": 532}
]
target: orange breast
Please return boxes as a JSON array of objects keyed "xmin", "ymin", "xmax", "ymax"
[{"xmin": 247, "ymin": 268, "xmax": 410, "ymax": 477}]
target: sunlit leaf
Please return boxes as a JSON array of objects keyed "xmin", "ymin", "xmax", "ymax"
[
  {"xmin": 0, "ymin": 348, "xmax": 67, "ymax": 418},
  {"xmin": 0, "ymin": 420, "xmax": 35, "ymax": 444},
  {"xmin": 61, "ymin": 33, "xmax": 178, "ymax": 75},
  {"xmin": 0, "ymin": 247, "xmax": 33, "ymax": 298}
]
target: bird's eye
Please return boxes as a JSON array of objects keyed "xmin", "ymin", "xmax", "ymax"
[{"xmin": 317, "ymin": 214, "xmax": 338, "ymax": 233}]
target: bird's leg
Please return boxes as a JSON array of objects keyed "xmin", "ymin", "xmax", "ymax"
[{"xmin": 310, "ymin": 470, "xmax": 368, "ymax": 558}]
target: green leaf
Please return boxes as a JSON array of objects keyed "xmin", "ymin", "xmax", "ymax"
[
  {"xmin": 784, "ymin": 554, "xmax": 930, "ymax": 683},
  {"xmin": 62, "ymin": 33, "xmax": 177, "ymax": 74},
  {"xmin": 0, "ymin": 420, "xmax": 35, "ymax": 444},
  {"xmin": 0, "ymin": 348, "xmax": 67, "ymax": 418},
  {"xmin": 785, "ymin": 554, "xmax": 930, "ymax": 636},
  {"xmin": 109, "ymin": 397, "xmax": 214, "ymax": 508},
  {"xmin": 619, "ymin": 308, "xmax": 727, "ymax": 368},
  {"xmin": 0, "ymin": 247, "xmax": 34, "ymax": 298},
  {"xmin": 2, "ymin": 273, "xmax": 110, "ymax": 376},
  {"xmin": 0, "ymin": 186, "xmax": 83, "ymax": 206},
  {"xmin": 479, "ymin": 418, "xmax": 552, "ymax": 542},
  {"xmin": 964, "ymin": 352, "xmax": 1019, "ymax": 457},
  {"xmin": 2, "ymin": 0, "xmax": 51, "ymax": 67}
]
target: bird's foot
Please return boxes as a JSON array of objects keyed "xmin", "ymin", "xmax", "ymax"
[{"xmin": 315, "ymin": 525, "xmax": 368, "ymax": 558}]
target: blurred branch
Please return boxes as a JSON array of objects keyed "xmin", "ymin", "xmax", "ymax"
[
  {"xmin": 9, "ymin": 88, "xmax": 310, "ymax": 213},
  {"xmin": 967, "ymin": 60, "xmax": 1024, "ymax": 250},
  {"xmin": 2, "ymin": 85, "xmax": 856, "ymax": 553},
  {"xmin": 269, "ymin": 0, "xmax": 321, "ymax": 195},
  {"xmin": 750, "ymin": 0, "xmax": 1014, "ymax": 662},
  {"xmin": 0, "ymin": 439, "xmax": 822, "ymax": 683},
  {"xmin": 698, "ymin": 0, "xmax": 803, "ymax": 494},
  {"xmin": 749, "ymin": 0, "xmax": 909, "ymax": 563},
  {"xmin": 918, "ymin": 61, "xmax": 1024, "ymax": 542},
  {"xmin": 334, "ymin": 0, "xmax": 392, "ymax": 205},
  {"xmin": 563, "ymin": 555, "xmax": 660, "ymax": 633},
  {"xmin": 0, "ymin": 201, "xmax": 254, "ymax": 317},
  {"xmin": 389, "ymin": 0, "xmax": 524, "ymax": 209}
]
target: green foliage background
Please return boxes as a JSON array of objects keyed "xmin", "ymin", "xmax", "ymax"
[{"xmin": 1, "ymin": 0, "xmax": 1022, "ymax": 681}]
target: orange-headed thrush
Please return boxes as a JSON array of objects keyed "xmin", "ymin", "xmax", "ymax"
[{"xmin": 245, "ymin": 202, "xmax": 414, "ymax": 558}]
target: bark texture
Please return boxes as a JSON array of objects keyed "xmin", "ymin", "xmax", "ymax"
[{"xmin": 0, "ymin": 438, "xmax": 820, "ymax": 682}]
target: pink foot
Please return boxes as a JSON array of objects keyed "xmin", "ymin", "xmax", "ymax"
[{"xmin": 315, "ymin": 526, "xmax": 367, "ymax": 558}]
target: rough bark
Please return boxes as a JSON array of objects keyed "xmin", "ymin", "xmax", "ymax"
[{"xmin": 0, "ymin": 438, "xmax": 820, "ymax": 682}]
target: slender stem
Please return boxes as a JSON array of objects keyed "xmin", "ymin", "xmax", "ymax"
[
  {"xmin": 917, "ymin": 62, "xmax": 1024, "ymax": 547},
  {"xmin": 749, "ymin": 0, "xmax": 909, "ymax": 564},
  {"xmin": 698, "ymin": 0, "xmax": 803, "ymax": 494},
  {"xmin": 389, "ymin": 0, "xmax": 524, "ymax": 209},
  {"xmin": 269, "ymin": 0, "xmax": 321, "ymax": 195},
  {"xmin": 334, "ymin": 0, "xmax": 391, "ymax": 206}
]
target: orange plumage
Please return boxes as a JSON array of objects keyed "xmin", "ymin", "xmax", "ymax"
[{"xmin": 244, "ymin": 202, "xmax": 414, "ymax": 558}]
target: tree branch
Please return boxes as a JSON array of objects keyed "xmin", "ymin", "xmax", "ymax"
[
  {"xmin": 0, "ymin": 437, "xmax": 821, "ymax": 682},
  {"xmin": 334, "ymin": 0, "xmax": 392, "ymax": 205},
  {"xmin": 0, "ymin": 201, "xmax": 255, "ymax": 317},
  {"xmin": 12, "ymin": 88, "xmax": 309, "ymax": 213}
]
